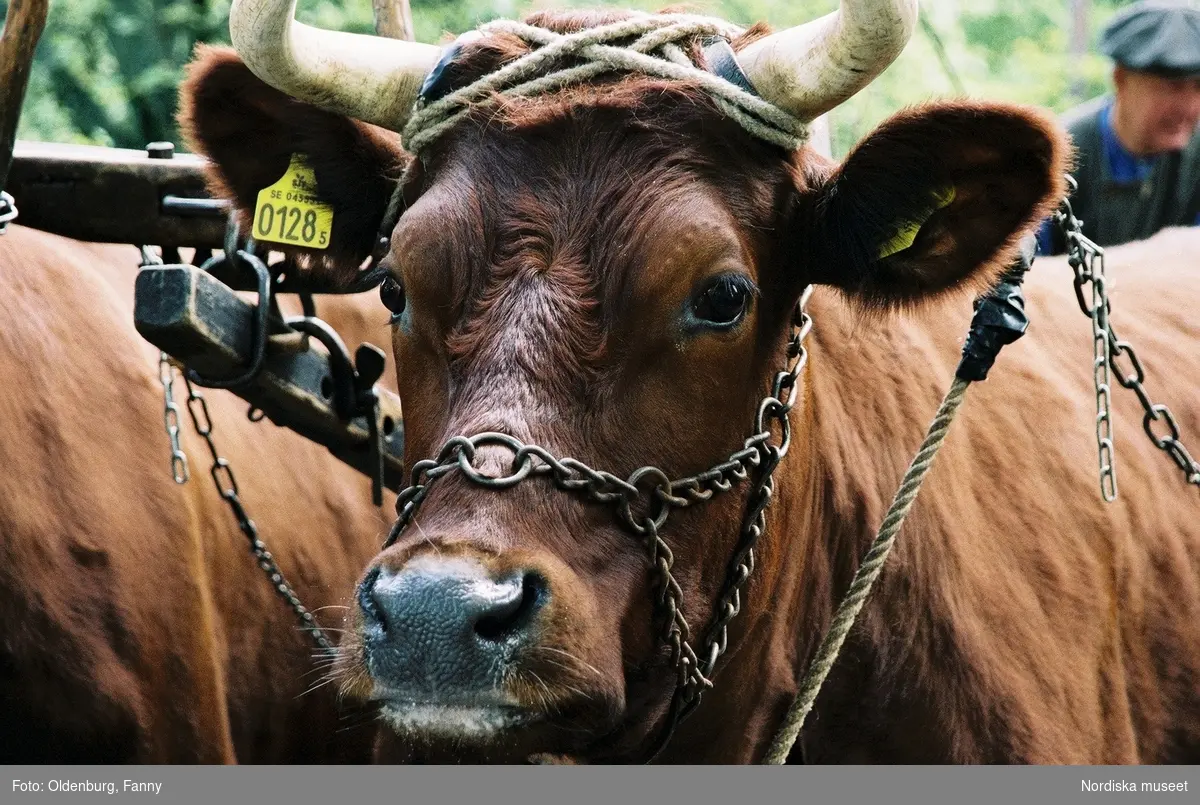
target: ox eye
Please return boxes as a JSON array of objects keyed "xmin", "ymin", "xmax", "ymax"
[
  {"xmin": 379, "ymin": 276, "xmax": 406, "ymax": 321},
  {"xmin": 691, "ymin": 275, "xmax": 753, "ymax": 328}
]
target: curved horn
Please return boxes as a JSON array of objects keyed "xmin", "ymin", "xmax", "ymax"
[
  {"xmin": 738, "ymin": 0, "xmax": 919, "ymax": 122},
  {"xmin": 229, "ymin": 0, "xmax": 441, "ymax": 130}
]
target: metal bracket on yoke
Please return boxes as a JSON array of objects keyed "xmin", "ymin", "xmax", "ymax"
[{"xmin": 134, "ymin": 262, "xmax": 406, "ymax": 493}]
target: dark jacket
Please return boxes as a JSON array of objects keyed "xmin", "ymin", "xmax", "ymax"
[{"xmin": 1040, "ymin": 94, "xmax": 1200, "ymax": 255}]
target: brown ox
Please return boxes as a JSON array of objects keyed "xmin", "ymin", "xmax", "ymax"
[
  {"xmin": 0, "ymin": 224, "xmax": 394, "ymax": 762},
  {"xmin": 181, "ymin": 0, "xmax": 1200, "ymax": 763}
]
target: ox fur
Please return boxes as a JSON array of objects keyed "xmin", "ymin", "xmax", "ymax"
[
  {"xmin": 0, "ymin": 228, "xmax": 395, "ymax": 761},
  {"xmin": 179, "ymin": 10, "xmax": 1200, "ymax": 764}
]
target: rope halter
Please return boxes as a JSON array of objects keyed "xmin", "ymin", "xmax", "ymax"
[{"xmin": 399, "ymin": 13, "xmax": 811, "ymax": 156}]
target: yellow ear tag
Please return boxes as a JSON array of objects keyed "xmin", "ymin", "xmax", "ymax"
[
  {"xmin": 877, "ymin": 185, "xmax": 956, "ymax": 260},
  {"xmin": 252, "ymin": 154, "xmax": 334, "ymax": 249}
]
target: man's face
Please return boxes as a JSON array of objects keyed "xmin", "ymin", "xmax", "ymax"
[{"xmin": 1113, "ymin": 65, "xmax": 1200, "ymax": 154}]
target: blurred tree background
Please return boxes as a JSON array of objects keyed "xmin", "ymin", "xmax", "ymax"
[{"xmin": 2, "ymin": 0, "xmax": 1132, "ymax": 157}]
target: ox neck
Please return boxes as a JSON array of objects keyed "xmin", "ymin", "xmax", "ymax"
[{"xmin": 653, "ymin": 287, "xmax": 960, "ymax": 763}]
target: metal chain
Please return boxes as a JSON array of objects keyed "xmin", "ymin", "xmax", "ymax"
[
  {"xmin": 382, "ymin": 286, "xmax": 813, "ymax": 756},
  {"xmin": 383, "ymin": 427, "xmax": 771, "ymax": 697},
  {"xmin": 141, "ymin": 246, "xmax": 193, "ymax": 485},
  {"xmin": 1060, "ymin": 209, "xmax": 1118, "ymax": 500},
  {"xmin": 159, "ymin": 355, "xmax": 191, "ymax": 484},
  {"xmin": 1053, "ymin": 182, "xmax": 1200, "ymax": 498},
  {"xmin": 139, "ymin": 243, "xmax": 334, "ymax": 654},
  {"xmin": 1092, "ymin": 259, "xmax": 1118, "ymax": 501},
  {"xmin": 179, "ymin": 372, "xmax": 335, "ymax": 653},
  {"xmin": 677, "ymin": 289, "xmax": 812, "ymax": 719}
]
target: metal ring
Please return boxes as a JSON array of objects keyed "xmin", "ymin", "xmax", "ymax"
[
  {"xmin": 470, "ymin": 431, "xmax": 527, "ymax": 453},
  {"xmin": 772, "ymin": 370, "xmax": 800, "ymax": 411},
  {"xmin": 625, "ymin": 466, "xmax": 674, "ymax": 532},
  {"xmin": 186, "ymin": 250, "xmax": 273, "ymax": 390},
  {"xmin": 1144, "ymin": 404, "xmax": 1181, "ymax": 449},
  {"xmin": 627, "ymin": 466, "xmax": 673, "ymax": 499},
  {"xmin": 754, "ymin": 396, "xmax": 786, "ymax": 434},
  {"xmin": 457, "ymin": 443, "xmax": 535, "ymax": 489}
]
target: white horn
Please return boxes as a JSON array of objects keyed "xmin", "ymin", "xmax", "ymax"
[
  {"xmin": 738, "ymin": 0, "xmax": 919, "ymax": 122},
  {"xmin": 229, "ymin": 0, "xmax": 442, "ymax": 130}
]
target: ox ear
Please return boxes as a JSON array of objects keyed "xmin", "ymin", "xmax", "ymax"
[
  {"xmin": 800, "ymin": 102, "xmax": 1069, "ymax": 309},
  {"xmin": 179, "ymin": 46, "xmax": 406, "ymax": 285}
]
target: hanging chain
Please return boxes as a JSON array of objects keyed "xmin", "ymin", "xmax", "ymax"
[
  {"xmin": 1053, "ymin": 179, "xmax": 1200, "ymax": 498},
  {"xmin": 1060, "ymin": 211, "xmax": 1118, "ymax": 500},
  {"xmin": 673, "ymin": 288, "xmax": 812, "ymax": 725},
  {"xmin": 140, "ymin": 246, "xmax": 191, "ymax": 484},
  {"xmin": 179, "ymin": 372, "xmax": 335, "ymax": 653},
  {"xmin": 159, "ymin": 354, "xmax": 191, "ymax": 484},
  {"xmin": 1092, "ymin": 259, "xmax": 1118, "ymax": 500},
  {"xmin": 140, "ymin": 243, "xmax": 334, "ymax": 654}
]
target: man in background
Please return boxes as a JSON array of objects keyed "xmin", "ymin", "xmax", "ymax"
[{"xmin": 1038, "ymin": 0, "xmax": 1200, "ymax": 254}]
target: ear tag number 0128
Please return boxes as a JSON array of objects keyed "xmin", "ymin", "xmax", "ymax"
[{"xmin": 253, "ymin": 154, "xmax": 333, "ymax": 249}]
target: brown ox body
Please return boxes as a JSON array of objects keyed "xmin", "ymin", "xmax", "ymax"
[
  {"xmin": 0, "ymin": 224, "xmax": 392, "ymax": 762},
  {"xmin": 182, "ymin": 8, "xmax": 1200, "ymax": 764}
]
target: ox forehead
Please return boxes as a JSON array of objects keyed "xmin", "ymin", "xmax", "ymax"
[
  {"xmin": 183, "ymin": 0, "xmax": 1071, "ymax": 763},
  {"xmin": 389, "ymin": 152, "xmax": 771, "ymax": 373}
]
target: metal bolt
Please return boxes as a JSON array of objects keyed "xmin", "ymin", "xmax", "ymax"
[{"xmin": 146, "ymin": 142, "xmax": 175, "ymax": 160}]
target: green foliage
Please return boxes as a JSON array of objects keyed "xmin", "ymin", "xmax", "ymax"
[
  {"xmin": 5, "ymin": 0, "xmax": 229, "ymax": 146},
  {"xmin": 2, "ymin": 0, "xmax": 1135, "ymax": 155},
  {"xmin": 822, "ymin": 0, "xmax": 1129, "ymax": 155}
]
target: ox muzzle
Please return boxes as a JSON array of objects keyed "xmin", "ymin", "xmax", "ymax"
[{"xmin": 358, "ymin": 556, "xmax": 546, "ymax": 703}]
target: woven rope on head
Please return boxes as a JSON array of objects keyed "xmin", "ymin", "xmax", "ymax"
[{"xmin": 399, "ymin": 13, "xmax": 810, "ymax": 156}]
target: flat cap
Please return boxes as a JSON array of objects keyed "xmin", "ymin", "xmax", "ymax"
[{"xmin": 1099, "ymin": 0, "xmax": 1200, "ymax": 77}]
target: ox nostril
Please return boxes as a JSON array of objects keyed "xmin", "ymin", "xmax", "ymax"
[
  {"xmin": 474, "ymin": 572, "xmax": 546, "ymax": 643},
  {"xmin": 358, "ymin": 566, "xmax": 386, "ymax": 632}
]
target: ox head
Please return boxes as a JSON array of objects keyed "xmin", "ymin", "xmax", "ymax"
[{"xmin": 181, "ymin": 0, "xmax": 1068, "ymax": 762}]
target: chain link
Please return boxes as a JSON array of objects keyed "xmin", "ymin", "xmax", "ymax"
[
  {"xmin": 382, "ymin": 286, "xmax": 813, "ymax": 757},
  {"xmin": 159, "ymin": 354, "xmax": 191, "ymax": 484},
  {"xmin": 1053, "ymin": 181, "xmax": 1200, "ymax": 498}
]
